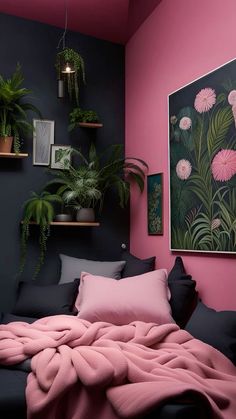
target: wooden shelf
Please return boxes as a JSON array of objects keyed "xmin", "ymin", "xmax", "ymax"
[
  {"xmin": 78, "ymin": 122, "xmax": 103, "ymax": 128},
  {"xmin": 21, "ymin": 221, "xmax": 100, "ymax": 227},
  {"xmin": 0, "ymin": 152, "xmax": 28, "ymax": 158}
]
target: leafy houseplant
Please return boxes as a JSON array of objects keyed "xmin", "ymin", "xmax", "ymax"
[
  {"xmin": 46, "ymin": 164, "xmax": 102, "ymax": 222},
  {"xmin": 55, "ymin": 48, "xmax": 86, "ymax": 106},
  {"xmin": 20, "ymin": 191, "xmax": 62, "ymax": 277},
  {"xmin": 0, "ymin": 64, "xmax": 41, "ymax": 153},
  {"xmin": 46, "ymin": 143, "xmax": 148, "ymax": 217},
  {"xmin": 68, "ymin": 107, "xmax": 100, "ymax": 131}
]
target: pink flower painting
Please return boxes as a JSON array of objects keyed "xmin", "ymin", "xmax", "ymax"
[
  {"xmin": 176, "ymin": 159, "xmax": 192, "ymax": 180},
  {"xmin": 228, "ymin": 90, "xmax": 236, "ymax": 106},
  {"xmin": 194, "ymin": 88, "xmax": 216, "ymax": 113},
  {"xmin": 179, "ymin": 116, "xmax": 192, "ymax": 130},
  {"xmin": 211, "ymin": 149, "xmax": 236, "ymax": 182}
]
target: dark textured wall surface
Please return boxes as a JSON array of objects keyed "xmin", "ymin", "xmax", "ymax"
[{"xmin": 0, "ymin": 13, "xmax": 128, "ymax": 311}]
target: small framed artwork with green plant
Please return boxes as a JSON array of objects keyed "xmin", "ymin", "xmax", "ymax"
[
  {"xmin": 147, "ymin": 173, "xmax": 163, "ymax": 235},
  {"xmin": 50, "ymin": 144, "xmax": 72, "ymax": 170}
]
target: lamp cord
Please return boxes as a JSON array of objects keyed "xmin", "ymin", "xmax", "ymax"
[{"xmin": 57, "ymin": 0, "xmax": 68, "ymax": 50}]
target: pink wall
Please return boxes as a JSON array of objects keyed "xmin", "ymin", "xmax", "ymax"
[{"xmin": 125, "ymin": 0, "xmax": 236, "ymax": 310}]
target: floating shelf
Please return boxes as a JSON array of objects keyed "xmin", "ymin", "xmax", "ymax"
[
  {"xmin": 21, "ymin": 221, "xmax": 100, "ymax": 227},
  {"xmin": 0, "ymin": 152, "xmax": 28, "ymax": 158},
  {"xmin": 78, "ymin": 122, "xmax": 103, "ymax": 128}
]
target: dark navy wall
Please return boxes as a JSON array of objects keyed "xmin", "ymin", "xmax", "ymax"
[{"xmin": 0, "ymin": 13, "xmax": 128, "ymax": 311}]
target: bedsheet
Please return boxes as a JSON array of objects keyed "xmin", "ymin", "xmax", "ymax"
[{"xmin": 0, "ymin": 316, "xmax": 235, "ymax": 419}]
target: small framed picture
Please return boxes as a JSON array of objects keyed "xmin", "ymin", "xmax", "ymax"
[
  {"xmin": 50, "ymin": 144, "xmax": 72, "ymax": 170},
  {"xmin": 147, "ymin": 173, "xmax": 163, "ymax": 235},
  {"xmin": 33, "ymin": 119, "xmax": 54, "ymax": 166}
]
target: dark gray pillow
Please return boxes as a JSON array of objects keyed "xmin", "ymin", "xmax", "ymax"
[
  {"xmin": 185, "ymin": 301, "xmax": 236, "ymax": 365},
  {"xmin": 121, "ymin": 251, "xmax": 156, "ymax": 278},
  {"xmin": 12, "ymin": 279, "xmax": 79, "ymax": 318},
  {"xmin": 168, "ymin": 257, "xmax": 198, "ymax": 327},
  {"xmin": 59, "ymin": 254, "xmax": 126, "ymax": 283}
]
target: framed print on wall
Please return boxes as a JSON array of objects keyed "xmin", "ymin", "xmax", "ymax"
[
  {"xmin": 147, "ymin": 173, "xmax": 163, "ymax": 235},
  {"xmin": 168, "ymin": 57, "xmax": 236, "ymax": 254},
  {"xmin": 33, "ymin": 119, "xmax": 54, "ymax": 166},
  {"xmin": 50, "ymin": 145, "xmax": 72, "ymax": 170}
]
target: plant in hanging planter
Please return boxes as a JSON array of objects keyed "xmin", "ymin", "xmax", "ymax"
[
  {"xmin": 0, "ymin": 64, "xmax": 41, "ymax": 153},
  {"xmin": 20, "ymin": 191, "xmax": 62, "ymax": 277},
  {"xmin": 55, "ymin": 47, "xmax": 86, "ymax": 105},
  {"xmin": 68, "ymin": 107, "xmax": 100, "ymax": 131}
]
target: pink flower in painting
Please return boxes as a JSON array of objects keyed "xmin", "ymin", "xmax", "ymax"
[
  {"xmin": 179, "ymin": 116, "xmax": 192, "ymax": 130},
  {"xmin": 176, "ymin": 159, "xmax": 192, "ymax": 180},
  {"xmin": 194, "ymin": 88, "xmax": 216, "ymax": 113},
  {"xmin": 211, "ymin": 149, "xmax": 236, "ymax": 182},
  {"xmin": 232, "ymin": 104, "xmax": 236, "ymax": 127},
  {"xmin": 228, "ymin": 90, "xmax": 236, "ymax": 105},
  {"xmin": 211, "ymin": 218, "xmax": 221, "ymax": 230}
]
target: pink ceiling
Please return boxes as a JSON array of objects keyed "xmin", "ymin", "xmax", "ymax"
[{"xmin": 0, "ymin": 0, "xmax": 161, "ymax": 44}]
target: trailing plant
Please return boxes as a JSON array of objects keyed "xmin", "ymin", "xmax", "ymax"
[
  {"xmin": 68, "ymin": 107, "xmax": 100, "ymax": 131},
  {"xmin": 55, "ymin": 47, "xmax": 86, "ymax": 105},
  {"xmin": 20, "ymin": 191, "xmax": 62, "ymax": 277},
  {"xmin": 46, "ymin": 143, "xmax": 148, "ymax": 212},
  {"xmin": 0, "ymin": 64, "xmax": 41, "ymax": 152}
]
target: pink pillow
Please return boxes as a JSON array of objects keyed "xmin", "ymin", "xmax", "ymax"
[{"xmin": 76, "ymin": 270, "xmax": 174, "ymax": 325}]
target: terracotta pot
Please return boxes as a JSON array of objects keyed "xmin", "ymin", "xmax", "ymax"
[
  {"xmin": 0, "ymin": 136, "xmax": 13, "ymax": 153},
  {"xmin": 76, "ymin": 208, "xmax": 95, "ymax": 222}
]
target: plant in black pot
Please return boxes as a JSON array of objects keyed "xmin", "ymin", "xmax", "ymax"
[
  {"xmin": 20, "ymin": 191, "xmax": 62, "ymax": 277},
  {"xmin": 0, "ymin": 64, "xmax": 41, "ymax": 153},
  {"xmin": 47, "ymin": 164, "xmax": 102, "ymax": 222},
  {"xmin": 46, "ymin": 143, "xmax": 148, "ymax": 220}
]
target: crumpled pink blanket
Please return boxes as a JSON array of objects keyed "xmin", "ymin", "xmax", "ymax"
[{"xmin": 0, "ymin": 316, "xmax": 236, "ymax": 419}]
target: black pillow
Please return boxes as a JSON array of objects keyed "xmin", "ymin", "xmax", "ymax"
[
  {"xmin": 12, "ymin": 279, "xmax": 79, "ymax": 318},
  {"xmin": 1, "ymin": 313, "xmax": 37, "ymax": 324},
  {"xmin": 168, "ymin": 257, "xmax": 198, "ymax": 328},
  {"xmin": 121, "ymin": 250, "xmax": 156, "ymax": 278},
  {"xmin": 185, "ymin": 301, "xmax": 236, "ymax": 365}
]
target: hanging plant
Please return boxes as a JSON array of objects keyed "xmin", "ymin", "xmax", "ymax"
[
  {"xmin": 55, "ymin": 47, "xmax": 86, "ymax": 105},
  {"xmin": 20, "ymin": 191, "xmax": 62, "ymax": 277}
]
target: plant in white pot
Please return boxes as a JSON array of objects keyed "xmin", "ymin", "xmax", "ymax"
[{"xmin": 0, "ymin": 64, "xmax": 41, "ymax": 153}]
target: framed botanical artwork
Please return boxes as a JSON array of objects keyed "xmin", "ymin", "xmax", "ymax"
[
  {"xmin": 147, "ymin": 173, "xmax": 163, "ymax": 235},
  {"xmin": 33, "ymin": 119, "xmax": 54, "ymax": 166},
  {"xmin": 168, "ymin": 57, "xmax": 236, "ymax": 254},
  {"xmin": 50, "ymin": 144, "xmax": 72, "ymax": 170}
]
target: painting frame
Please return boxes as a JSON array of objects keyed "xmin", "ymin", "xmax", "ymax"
[
  {"xmin": 147, "ymin": 173, "xmax": 163, "ymax": 235},
  {"xmin": 33, "ymin": 119, "xmax": 54, "ymax": 166},
  {"xmin": 168, "ymin": 57, "xmax": 236, "ymax": 255},
  {"xmin": 50, "ymin": 144, "xmax": 72, "ymax": 170}
]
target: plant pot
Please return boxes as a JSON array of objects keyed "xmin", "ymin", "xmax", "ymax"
[
  {"xmin": 0, "ymin": 136, "xmax": 13, "ymax": 153},
  {"xmin": 76, "ymin": 208, "xmax": 95, "ymax": 222},
  {"xmin": 55, "ymin": 213, "xmax": 73, "ymax": 222}
]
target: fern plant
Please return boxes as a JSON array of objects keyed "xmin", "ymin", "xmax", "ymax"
[
  {"xmin": 0, "ymin": 64, "xmax": 41, "ymax": 152},
  {"xmin": 20, "ymin": 191, "xmax": 62, "ymax": 277}
]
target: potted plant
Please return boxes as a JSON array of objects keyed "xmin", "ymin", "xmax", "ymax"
[
  {"xmin": 20, "ymin": 191, "xmax": 62, "ymax": 277},
  {"xmin": 47, "ymin": 164, "xmax": 102, "ymax": 222},
  {"xmin": 68, "ymin": 107, "xmax": 101, "ymax": 130},
  {"xmin": 55, "ymin": 47, "xmax": 86, "ymax": 105},
  {"xmin": 0, "ymin": 64, "xmax": 41, "ymax": 153},
  {"xmin": 46, "ymin": 143, "xmax": 148, "ymax": 219}
]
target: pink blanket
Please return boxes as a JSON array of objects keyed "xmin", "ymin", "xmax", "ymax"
[{"xmin": 0, "ymin": 316, "xmax": 236, "ymax": 419}]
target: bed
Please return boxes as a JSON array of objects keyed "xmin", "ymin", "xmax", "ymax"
[{"xmin": 0, "ymin": 252, "xmax": 235, "ymax": 419}]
